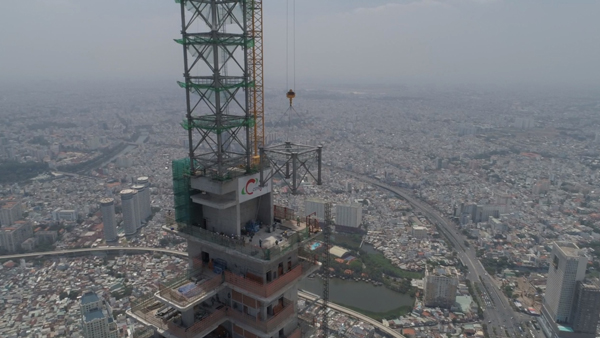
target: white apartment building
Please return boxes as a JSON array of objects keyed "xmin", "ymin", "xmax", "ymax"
[
  {"xmin": 423, "ymin": 267, "xmax": 459, "ymax": 308},
  {"xmin": 305, "ymin": 198, "xmax": 326, "ymax": 220},
  {"xmin": 0, "ymin": 201, "xmax": 22, "ymax": 226},
  {"xmin": 80, "ymin": 291, "xmax": 118, "ymax": 338},
  {"xmin": 335, "ymin": 203, "xmax": 362, "ymax": 228}
]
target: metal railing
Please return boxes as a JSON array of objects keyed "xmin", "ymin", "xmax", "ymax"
[
  {"xmin": 167, "ymin": 307, "xmax": 228, "ymax": 338},
  {"xmin": 132, "ymin": 327, "xmax": 154, "ymax": 338},
  {"xmin": 159, "ymin": 273, "xmax": 224, "ymax": 308},
  {"xmin": 225, "ymin": 259, "xmax": 315, "ymax": 298},
  {"xmin": 166, "ymin": 216, "xmax": 317, "ymax": 262},
  {"xmin": 228, "ymin": 301, "xmax": 295, "ymax": 333},
  {"xmin": 130, "ymin": 296, "xmax": 170, "ymax": 331}
]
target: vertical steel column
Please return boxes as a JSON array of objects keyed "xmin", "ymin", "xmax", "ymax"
[
  {"xmin": 317, "ymin": 145, "xmax": 322, "ymax": 185},
  {"xmin": 292, "ymin": 152, "xmax": 298, "ymax": 194},
  {"xmin": 321, "ymin": 202, "xmax": 332, "ymax": 338},
  {"xmin": 211, "ymin": 2, "xmax": 223, "ymax": 176},
  {"xmin": 180, "ymin": 1, "xmax": 195, "ymax": 174},
  {"xmin": 285, "ymin": 141, "xmax": 292, "ymax": 178},
  {"xmin": 243, "ymin": 0, "xmax": 252, "ymax": 171}
]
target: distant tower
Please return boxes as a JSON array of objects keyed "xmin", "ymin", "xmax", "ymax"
[
  {"xmin": 120, "ymin": 189, "xmax": 138, "ymax": 236},
  {"xmin": 133, "ymin": 188, "xmax": 142, "ymax": 229},
  {"xmin": 132, "ymin": 183, "xmax": 150, "ymax": 224},
  {"xmin": 136, "ymin": 176, "xmax": 152, "ymax": 220},
  {"xmin": 100, "ymin": 198, "xmax": 117, "ymax": 242}
]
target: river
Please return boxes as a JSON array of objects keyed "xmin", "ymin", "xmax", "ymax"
[
  {"xmin": 360, "ymin": 242, "xmax": 379, "ymax": 255},
  {"xmin": 99, "ymin": 132, "xmax": 149, "ymax": 168},
  {"xmin": 299, "ymin": 276, "xmax": 414, "ymax": 313}
]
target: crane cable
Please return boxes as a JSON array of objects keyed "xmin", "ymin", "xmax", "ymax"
[
  {"xmin": 285, "ymin": 0, "xmax": 296, "ymax": 91},
  {"xmin": 282, "ymin": 0, "xmax": 301, "ymax": 135}
]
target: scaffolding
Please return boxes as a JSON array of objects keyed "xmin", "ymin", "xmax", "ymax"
[
  {"xmin": 177, "ymin": 0, "xmax": 253, "ymax": 177},
  {"xmin": 260, "ymin": 142, "xmax": 323, "ymax": 194}
]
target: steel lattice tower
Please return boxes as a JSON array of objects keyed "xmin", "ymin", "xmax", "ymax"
[{"xmin": 177, "ymin": 0, "xmax": 255, "ymax": 178}]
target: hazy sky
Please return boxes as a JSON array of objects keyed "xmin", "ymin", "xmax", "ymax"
[{"xmin": 1, "ymin": 0, "xmax": 599, "ymax": 87}]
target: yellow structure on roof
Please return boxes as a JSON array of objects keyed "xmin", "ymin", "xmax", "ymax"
[{"xmin": 329, "ymin": 246, "xmax": 349, "ymax": 258}]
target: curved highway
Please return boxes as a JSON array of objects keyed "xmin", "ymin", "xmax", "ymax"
[
  {"xmin": 336, "ymin": 168, "xmax": 534, "ymax": 338},
  {"xmin": 0, "ymin": 247, "xmax": 187, "ymax": 260}
]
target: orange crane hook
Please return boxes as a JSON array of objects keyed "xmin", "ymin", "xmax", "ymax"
[{"xmin": 286, "ymin": 89, "xmax": 295, "ymax": 107}]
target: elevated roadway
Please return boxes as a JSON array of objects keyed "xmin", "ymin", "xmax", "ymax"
[{"xmin": 0, "ymin": 247, "xmax": 187, "ymax": 260}]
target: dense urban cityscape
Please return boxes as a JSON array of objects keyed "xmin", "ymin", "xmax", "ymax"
[
  {"xmin": 2, "ymin": 1, "xmax": 600, "ymax": 338},
  {"xmin": 1, "ymin": 81, "xmax": 600, "ymax": 338}
]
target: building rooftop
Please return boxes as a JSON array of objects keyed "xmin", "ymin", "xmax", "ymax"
[
  {"xmin": 556, "ymin": 241, "xmax": 581, "ymax": 257},
  {"xmin": 83, "ymin": 308, "xmax": 105, "ymax": 322},
  {"xmin": 81, "ymin": 292, "xmax": 99, "ymax": 305}
]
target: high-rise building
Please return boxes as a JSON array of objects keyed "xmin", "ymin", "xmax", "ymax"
[
  {"xmin": 423, "ymin": 267, "xmax": 459, "ymax": 308},
  {"xmin": 127, "ymin": 2, "xmax": 321, "ymax": 337},
  {"xmin": 120, "ymin": 189, "xmax": 138, "ymax": 236},
  {"xmin": 0, "ymin": 222, "xmax": 33, "ymax": 253},
  {"xmin": 0, "ymin": 200, "xmax": 22, "ymax": 226},
  {"xmin": 80, "ymin": 291, "xmax": 118, "ymax": 338},
  {"xmin": 335, "ymin": 203, "xmax": 362, "ymax": 228},
  {"xmin": 128, "ymin": 163, "xmax": 321, "ymax": 338},
  {"xmin": 100, "ymin": 198, "xmax": 117, "ymax": 242},
  {"xmin": 133, "ymin": 188, "xmax": 142, "ymax": 229},
  {"xmin": 132, "ymin": 184, "xmax": 148, "ymax": 227},
  {"xmin": 136, "ymin": 176, "xmax": 152, "ymax": 220},
  {"xmin": 305, "ymin": 199, "xmax": 326, "ymax": 220},
  {"xmin": 543, "ymin": 242, "xmax": 587, "ymax": 322},
  {"xmin": 571, "ymin": 281, "xmax": 600, "ymax": 334},
  {"xmin": 540, "ymin": 242, "xmax": 592, "ymax": 338}
]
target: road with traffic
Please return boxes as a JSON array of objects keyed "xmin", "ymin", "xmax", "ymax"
[{"xmin": 337, "ymin": 168, "xmax": 542, "ymax": 338}]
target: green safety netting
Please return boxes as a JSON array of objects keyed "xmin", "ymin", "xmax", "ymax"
[
  {"xmin": 172, "ymin": 158, "xmax": 191, "ymax": 224},
  {"xmin": 180, "ymin": 116, "xmax": 255, "ymax": 133},
  {"xmin": 177, "ymin": 80, "xmax": 255, "ymax": 93},
  {"xmin": 174, "ymin": 36, "xmax": 254, "ymax": 48},
  {"xmin": 175, "ymin": 0, "xmax": 245, "ymax": 5}
]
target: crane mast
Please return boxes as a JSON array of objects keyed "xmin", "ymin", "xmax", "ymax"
[{"xmin": 248, "ymin": 0, "xmax": 265, "ymax": 164}]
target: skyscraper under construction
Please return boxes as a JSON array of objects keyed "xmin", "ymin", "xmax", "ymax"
[{"xmin": 127, "ymin": 1, "xmax": 321, "ymax": 337}]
